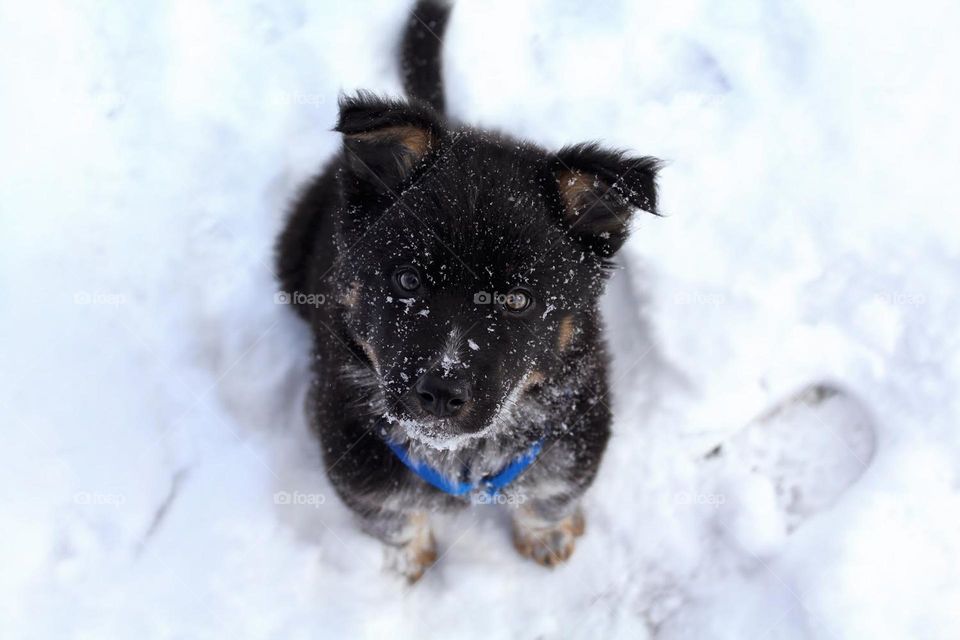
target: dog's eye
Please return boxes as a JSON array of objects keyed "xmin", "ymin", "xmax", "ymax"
[
  {"xmin": 394, "ymin": 267, "xmax": 421, "ymax": 293},
  {"xmin": 503, "ymin": 288, "xmax": 533, "ymax": 314}
]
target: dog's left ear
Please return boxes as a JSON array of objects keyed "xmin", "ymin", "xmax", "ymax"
[
  {"xmin": 554, "ymin": 143, "xmax": 661, "ymax": 257},
  {"xmin": 335, "ymin": 93, "xmax": 441, "ymax": 196}
]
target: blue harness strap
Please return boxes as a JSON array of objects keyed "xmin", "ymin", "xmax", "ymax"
[
  {"xmin": 380, "ymin": 424, "xmax": 545, "ymax": 497},
  {"xmin": 481, "ymin": 439, "xmax": 543, "ymax": 495},
  {"xmin": 382, "ymin": 437, "xmax": 474, "ymax": 496}
]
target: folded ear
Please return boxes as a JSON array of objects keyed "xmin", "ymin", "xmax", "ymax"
[
  {"xmin": 554, "ymin": 143, "xmax": 662, "ymax": 257},
  {"xmin": 334, "ymin": 92, "xmax": 441, "ymax": 196}
]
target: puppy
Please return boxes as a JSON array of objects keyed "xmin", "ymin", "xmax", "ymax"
[{"xmin": 276, "ymin": 0, "xmax": 660, "ymax": 582}]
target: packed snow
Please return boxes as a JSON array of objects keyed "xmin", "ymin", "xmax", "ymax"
[{"xmin": 2, "ymin": 0, "xmax": 959, "ymax": 638}]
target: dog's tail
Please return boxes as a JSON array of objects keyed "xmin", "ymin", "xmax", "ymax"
[{"xmin": 400, "ymin": 0, "xmax": 452, "ymax": 114}]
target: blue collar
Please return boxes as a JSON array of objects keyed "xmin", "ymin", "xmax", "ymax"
[{"xmin": 379, "ymin": 421, "xmax": 545, "ymax": 497}]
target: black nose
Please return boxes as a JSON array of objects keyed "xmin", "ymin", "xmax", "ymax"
[{"xmin": 414, "ymin": 374, "xmax": 471, "ymax": 417}]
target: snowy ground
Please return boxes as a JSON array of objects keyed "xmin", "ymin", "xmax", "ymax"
[{"xmin": 3, "ymin": 1, "xmax": 959, "ymax": 638}]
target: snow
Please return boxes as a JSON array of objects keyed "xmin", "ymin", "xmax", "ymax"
[{"xmin": 2, "ymin": 0, "xmax": 959, "ymax": 638}]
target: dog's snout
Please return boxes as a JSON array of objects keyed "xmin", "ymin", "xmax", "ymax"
[{"xmin": 415, "ymin": 375, "xmax": 471, "ymax": 417}]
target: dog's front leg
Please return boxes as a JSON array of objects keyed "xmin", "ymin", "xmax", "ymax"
[
  {"xmin": 512, "ymin": 499, "xmax": 586, "ymax": 567},
  {"xmin": 360, "ymin": 509, "xmax": 437, "ymax": 583}
]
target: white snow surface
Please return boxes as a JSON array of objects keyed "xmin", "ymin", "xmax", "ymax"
[{"xmin": 3, "ymin": 1, "xmax": 959, "ymax": 638}]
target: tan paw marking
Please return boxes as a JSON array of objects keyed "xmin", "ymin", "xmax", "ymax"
[
  {"xmin": 384, "ymin": 513, "xmax": 437, "ymax": 583},
  {"xmin": 513, "ymin": 508, "xmax": 585, "ymax": 567}
]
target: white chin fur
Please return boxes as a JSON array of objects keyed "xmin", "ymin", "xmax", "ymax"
[
  {"xmin": 404, "ymin": 424, "xmax": 489, "ymax": 451},
  {"xmin": 383, "ymin": 412, "xmax": 488, "ymax": 451}
]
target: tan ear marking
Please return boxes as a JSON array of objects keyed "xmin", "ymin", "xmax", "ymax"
[
  {"xmin": 557, "ymin": 170, "xmax": 597, "ymax": 221},
  {"xmin": 557, "ymin": 169, "xmax": 627, "ymax": 235},
  {"xmin": 346, "ymin": 125, "xmax": 434, "ymax": 169}
]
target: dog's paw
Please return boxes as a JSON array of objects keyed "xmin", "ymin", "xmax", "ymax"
[
  {"xmin": 513, "ymin": 508, "xmax": 585, "ymax": 567},
  {"xmin": 384, "ymin": 514, "xmax": 437, "ymax": 583}
]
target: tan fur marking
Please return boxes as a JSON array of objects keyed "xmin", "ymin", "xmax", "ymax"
[
  {"xmin": 347, "ymin": 125, "xmax": 434, "ymax": 167},
  {"xmin": 513, "ymin": 507, "xmax": 586, "ymax": 568},
  {"xmin": 404, "ymin": 513, "xmax": 437, "ymax": 583},
  {"xmin": 340, "ymin": 280, "xmax": 361, "ymax": 309},
  {"xmin": 557, "ymin": 170, "xmax": 624, "ymax": 233},
  {"xmin": 557, "ymin": 314, "xmax": 576, "ymax": 352},
  {"xmin": 557, "ymin": 170, "xmax": 597, "ymax": 221},
  {"xmin": 521, "ymin": 370, "xmax": 545, "ymax": 393},
  {"xmin": 386, "ymin": 512, "xmax": 437, "ymax": 583},
  {"xmin": 357, "ymin": 339, "xmax": 381, "ymax": 375}
]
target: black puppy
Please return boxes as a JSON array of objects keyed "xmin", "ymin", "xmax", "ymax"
[{"xmin": 276, "ymin": 0, "xmax": 660, "ymax": 581}]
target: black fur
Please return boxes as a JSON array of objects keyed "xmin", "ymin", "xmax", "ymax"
[
  {"xmin": 275, "ymin": 0, "xmax": 661, "ymax": 574},
  {"xmin": 400, "ymin": 0, "xmax": 451, "ymax": 112}
]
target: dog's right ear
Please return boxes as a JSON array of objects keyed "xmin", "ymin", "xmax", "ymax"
[
  {"xmin": 335, "ymin": 93, "xmax": 441, "ymax": 196},
  {"xmin": 553, "ymin": 143, "xmax": 661, "ymax": 258}
]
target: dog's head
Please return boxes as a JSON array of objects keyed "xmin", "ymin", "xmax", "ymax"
[{"xmin": 330, "ymin": 93, "xmax": 660, "ymax": 449}]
